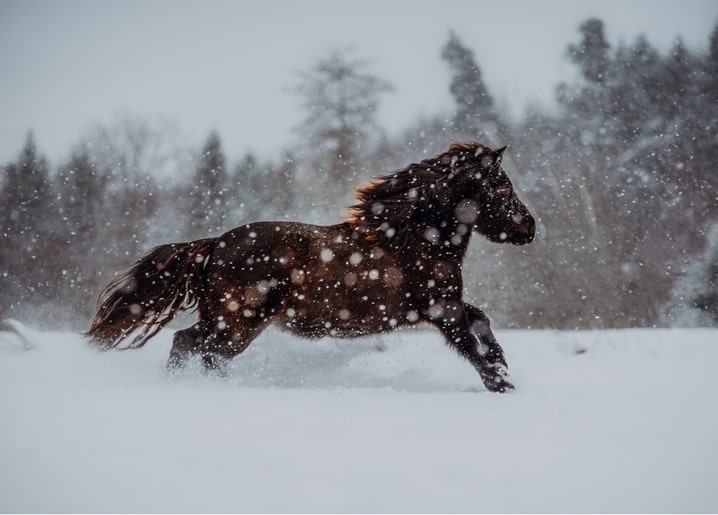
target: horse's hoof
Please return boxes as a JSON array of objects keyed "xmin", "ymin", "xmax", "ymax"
[
  {"xmin": 202, "ymin": 354, "xmax": 229, "ymax": 377},
  {"xmin": 166, "ymin": 351, "xmax": 188, "ymax": 370},
  {"xmin": 485, "ymin": 375, "xmax": 514, "ymax": 393},
  {"xmin": 496, "ymin": 381, "xmax": 515, "ymax": 393}
]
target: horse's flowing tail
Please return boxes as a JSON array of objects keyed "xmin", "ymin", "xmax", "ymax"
[{"xmin": 86, "ymin": 238, "xmax": 215, "ymax": 350}]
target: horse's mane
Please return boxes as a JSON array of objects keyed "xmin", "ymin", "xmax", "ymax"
[{"xmin": 348, "ymin": 142, "xmax": 489, "ymax": 244}]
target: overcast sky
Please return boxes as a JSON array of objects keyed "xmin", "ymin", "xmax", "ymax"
[{"xmin": 1, "ymin": 0, "xmax": 716, "ymax": 166}]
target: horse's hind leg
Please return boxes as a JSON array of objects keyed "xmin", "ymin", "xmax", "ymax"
[
  {"xmin": 198, "ymin": 317, "xmax": 271, "ymax": 373},
  {"xmin": 167, "ymin": 324, "xmax": 231, "ymax": 375},
  {"xmin": 167, "ymin": 325, "xmax": 207, "ymax": 369}
]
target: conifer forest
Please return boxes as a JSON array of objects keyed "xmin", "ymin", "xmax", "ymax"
[{"xmin": 2, "ymin": 18, "xmax": 718, "ymax": 331}]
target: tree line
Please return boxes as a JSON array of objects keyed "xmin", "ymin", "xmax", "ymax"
[{"xmin": 2, "ymin": 18, "xmax": 717, "ymax": 330}]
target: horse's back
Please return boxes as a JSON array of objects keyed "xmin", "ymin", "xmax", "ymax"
[
  {"xmin": 207, "ymin": 220, "xmax": 352, "ymax": 297},
  {"xmin": 212, "ymin": 221, "xmax": 346, "ymax": 263}
]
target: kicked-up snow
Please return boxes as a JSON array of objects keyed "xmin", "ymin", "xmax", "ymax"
[{"xmin": 1, "ymin": 323, "xmax": 717, "ymax": 513}]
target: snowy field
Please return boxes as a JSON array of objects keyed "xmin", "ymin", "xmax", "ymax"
[{"xmin": 1, "ymin": 323, "xmax": 717, "ymax": 513}]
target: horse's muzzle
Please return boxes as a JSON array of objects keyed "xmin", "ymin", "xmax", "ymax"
[{"xmin": 515, "ymin": 216, "xmax": 536, "ymax": 245}]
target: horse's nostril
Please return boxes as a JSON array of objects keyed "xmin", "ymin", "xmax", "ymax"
[{"xmin": 522, "ymin": 218, "xmax": 536, "ymax": 240}]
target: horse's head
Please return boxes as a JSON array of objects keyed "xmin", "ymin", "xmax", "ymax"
[{"xmin": 448, "ymin": 143, "xmax": 535, "ymax": 245}]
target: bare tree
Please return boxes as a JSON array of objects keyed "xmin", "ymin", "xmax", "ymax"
[{"xmin": 292, "ymin": 49, "xmax": 392, "ymax": 221}]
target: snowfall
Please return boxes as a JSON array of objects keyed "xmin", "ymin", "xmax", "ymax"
[{"xmin": 1, "ymin": 321, "xmax": 716, "ymax": 513}]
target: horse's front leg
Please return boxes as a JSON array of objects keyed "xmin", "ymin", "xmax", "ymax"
[
  {"xmin": 432, "ymin": 301, "xmax": 514, "ymax": 393},
  {"xmin": 464, "ymin": 303, "xmax": 508, "ymax": 370}
]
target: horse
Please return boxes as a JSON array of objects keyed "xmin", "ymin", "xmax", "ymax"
[{"xmin": 86, "ymin": 142, "xmax": 535, "ymax": 392}]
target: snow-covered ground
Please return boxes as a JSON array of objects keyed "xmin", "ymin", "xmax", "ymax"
[{"xmin": 1, "ymin": 323, "xmax": 716, "ymax": 513}]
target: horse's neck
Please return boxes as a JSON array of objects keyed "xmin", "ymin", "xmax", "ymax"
[
  {"xmin": 410, "ymin": 215, "xmax": 472, "ymax": 262},
  {"xmin": 354, "ymin": 206, "xmax": 472, "ymax": 261}
]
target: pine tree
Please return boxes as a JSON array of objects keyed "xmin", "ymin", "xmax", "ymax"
[
  {"xmin": 707, "ymin": 21, "xmax": 718, "ymax": 101},
  {"xmin": 274, "ymin": 150, "xmax": 297, "ymax": 215},
  {"xmin": 567, "ymin": 18, "xmax": 610, "ymax": 84},
  {"xmin": 0, "ymin": 132, "xmax": 55, "ymax": 315},
  {"xmin": 57, "ymin": 147, "xmax": 109, "ymax": 244},
  {"xmin": 231, "ymin": 152, "xmax": 265, "ymax": 223},
  {"xmin": 558, "ymin": 18, "xmax": 612, "ymax": 122},
  {"xmin": 55, "ymin": 146, "xmax": 112, "ymax": 320},
  {"xmin": 441, "ymin": 30, "xmax": 500, "ymax": 141},
  {"xmin": 188, "ymin": 130, "xmax": 229, "ymax": 238}
]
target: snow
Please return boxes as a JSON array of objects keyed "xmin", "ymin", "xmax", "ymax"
[{"xmin": 1, "ymin": 324, "xmax": 717, "ymax": 512}]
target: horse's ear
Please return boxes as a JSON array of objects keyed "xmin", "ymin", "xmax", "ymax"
[
  {"xmin": 494, "ymin": 145, "xmax": 507, "ymax": 166},
  {"xmin": 481, "ymin": 145, "xmax": 507, "ymax": 169}
]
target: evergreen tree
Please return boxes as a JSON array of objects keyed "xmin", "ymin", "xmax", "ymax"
[
  {"xmin": 55, "ymin": 146, "xmax": 112, "ymax": 320},
  {"xmin": 558, "ymin": 18, "xmax": 612, "ymax": 123},
  {"xmin": 0, "ymin": 132, "xmax": 55, "ymax": 316},
  {"xmin": 707, "ymin": 21, "xmax": 718, "ymax": 100},
  {"xmin": 229, "ymin": 151, "xmax": 298, "ymax": 223},
  {"xmin": 567, "ymin": 18, "xmax": 610, "ymax": 84},
  {"xmin": 231, "ymin": 152, "xmax": 265, "ymax": 223},
  {"xmin": 188, "ymin": 131, "xmax": 229, "ymax": 238},
  {"xmin": 441, "ymin": 30, "xmax": 501, "ymax": 141},
  {"xmin": 57, "ymin": 147, "xmax": 109, "ymax": 245},
  {"xmin": 665, "ymin": 38, "xmax": 694, "ymax": 97},
  {"xmin": 274, "ymin": 150, "xmax": 298, "ymax": 215}
]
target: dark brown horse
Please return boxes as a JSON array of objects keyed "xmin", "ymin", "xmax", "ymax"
[{"xmin": 87, "ymin": 142, "xmax": 535, "ymax": 392}]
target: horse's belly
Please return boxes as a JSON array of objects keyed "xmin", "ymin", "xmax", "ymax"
[{"xmin": 276, "ymin": 310, "xmax": 398, "ymax": 339}]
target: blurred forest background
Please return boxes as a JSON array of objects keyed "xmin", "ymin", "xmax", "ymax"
[{"xmin": 2, "ymin": 18, "xmax": 717, "ymax": 330}]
